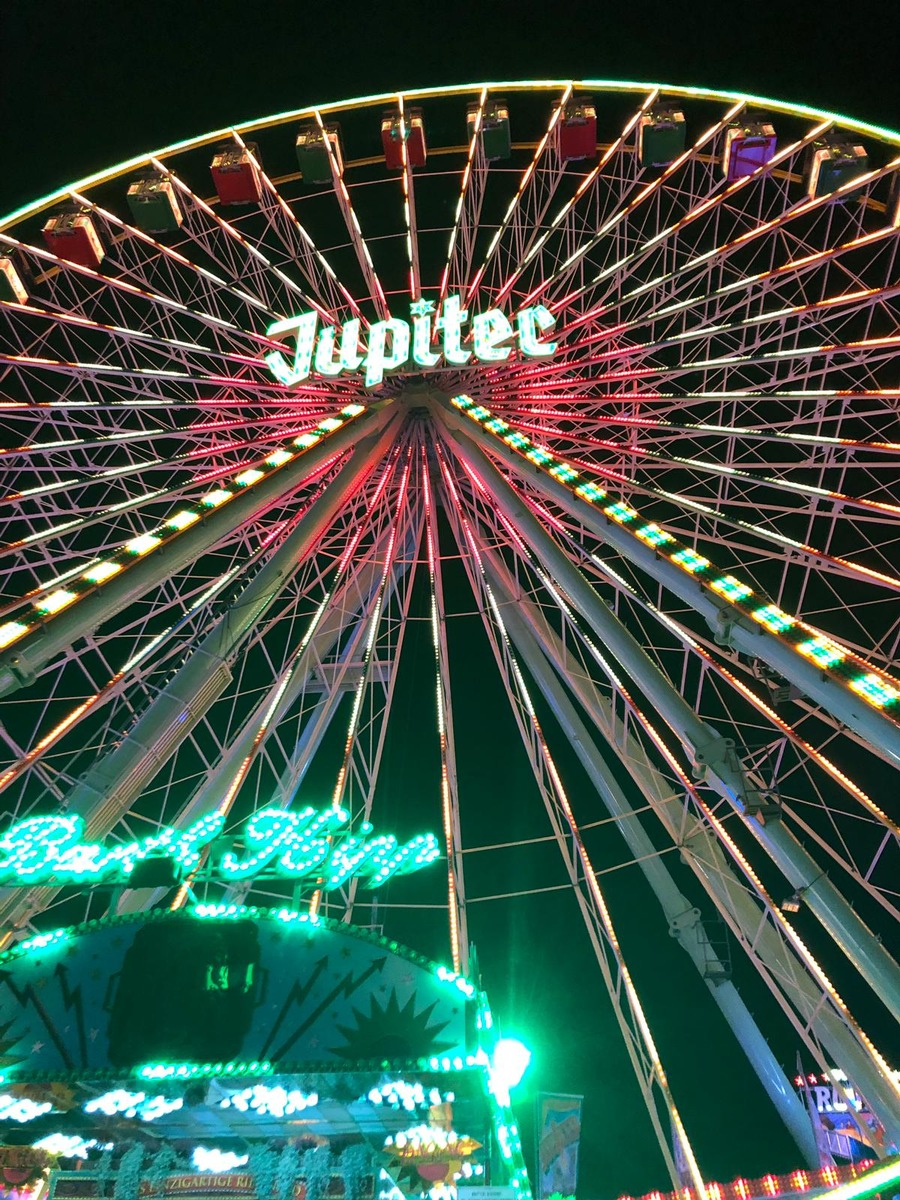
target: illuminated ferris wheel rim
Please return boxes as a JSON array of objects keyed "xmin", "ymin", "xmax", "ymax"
[{"xmin": 3, "ymin": 77, "xmax": 900, "ymax": 231}]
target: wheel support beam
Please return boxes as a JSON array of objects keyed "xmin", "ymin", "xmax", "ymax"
[{"xmin": 434, "ymin": 411, "xmax": 900, "ymax": 1022}]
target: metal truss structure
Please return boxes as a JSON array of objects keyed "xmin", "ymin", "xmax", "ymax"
[{"xmin": 1, "ymin": 80, "xmax": 900, "ymax": 1192}]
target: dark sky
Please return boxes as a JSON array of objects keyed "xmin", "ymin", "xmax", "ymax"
[
  {"xmin": 3, "ymin": 2, "xmax": 900, "ymax": 1198},
  {"xmin": 4, "ymin": 0, "xmax": 899, "ymax": 222}
]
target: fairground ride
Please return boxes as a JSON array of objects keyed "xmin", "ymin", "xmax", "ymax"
[{"xmin": 0, "ymin": 79, "xmax": 899, "ymax": 1200}]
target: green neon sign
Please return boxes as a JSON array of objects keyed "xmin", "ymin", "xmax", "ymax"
[
  {"xmin": 0, "ymin": 806, "xmax": 440, "ymax": 889},
  {"xmin": 265, "ymin": 295, "xmax": 557, "ymax": 388}
]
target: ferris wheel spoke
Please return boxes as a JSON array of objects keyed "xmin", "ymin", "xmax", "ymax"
[
  {"xmin": 439, "ymin": 407, "xmax": 900, "ymax": 1023},
  {"xmin": 568, "ymin": 526, "xmax": 900, "ymax": 835},
  {"xmin": 549, "ymin": 119, "xmax": 833, "ymax": 324},
  {"xmin": 0, "ymin": 402, "xmax": 387, "ymax": 698},
  {"xmin": 457, "ymin": 497, "xmax": 900, "ymax": 1134},
  {"xmin": 440, "ymin": 87, "xmax": 489, "ymax": 303},
  {"xmin": 0, "ymin": 296, "xmax": 357, "ymax": 406},
  {"xmin": 559, "ymin": 535, "xmax": 900, "ymax": 915},
  {"xmin": 502, "ymin": 90, "xmax": 659, "ymax": 305},
  {"xmin": 570, "ymin": 158, "xmax": 900, "ymax": 333},
  {"xmin": 466, "ymin": 83, "xmax": 573, "ymax": 307},
  {"xmin": 0, "ymin": 232, "xmax": 294, "ymax": 372},
  {"xmin": 583, "ymin": 219, "xmax": 900, "ymax": 349},
  {"xmin": 551, "ymin": 276, "xmax": 900, "ymax": 385},
  {"xmin": 0, "ymin": 405, "xmax": 336, "ymax": 471},
  {"xmin": 68, "ymin": 189, "xmax": 292, "ymax": 326},
  {"xmin": 0, "ymin": 413, "xmax": 321, "ymax": 517},
  {"xmin": 328, "ymin": 449, "xmax": 428, "ymax": 921},
  {"xmin": 312, "ymin": 109, "xmax": 391, "ymax": 320},
  {"xmin": 0, "ymin": 432, "xmax": 401, "ymax": 936},
  {"xmin": 518, "ymin": 99, "xmax": 746, "ymax": 313},
  {"xmin": 319, "ymin": 442, "xmax": 418, "ymax": 826},
  {"xmin": 422, "ymin": 447, "xmax": 468, "ymax": 974},
  {"xmin": 0, "ymin": 419, "xmax": 343, "ymax": 594},
  {"xmin": 393, "ymin": 95, "xmax": 423, "ymax": 300},
  {"xmin": 512, "ymin": 405, "xmax": 900, "ymax": 455},
  {"xmin": 541, "ymin": 489, "xmax": 900, "ymax": 690},
  {"xmin": 480, "ymin": 323, "xmax": 900, "ymax": 396},
  {"xmin": 125, "ymin": 547, "xmax": 406, "ymax": 916},
  {"xmin": 170, "ymin": 440, "xmax": 419, "ymax": 916},
  {"xmin": 228, "ymin": 133, "xmax": 365, "ymax": 323},
  {"xmin": 499, "ymin": 408, "xmax": 900, "ymax": 536},
  {"xmin": 138, "ymin": 163, "xmax": 326, "ymax": 321},
  {"xmin": 436, "ymin": 447, "xmax": 703, "ymax": 1195},
  {"xmin": 443, "ymin": 396, "xmax": 900, "ymax": 748},
  {"xmin": 0, "ymin": 545, "xmax": 264, "ymax": 810}
]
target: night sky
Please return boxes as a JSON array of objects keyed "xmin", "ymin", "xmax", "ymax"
[{"xmin": 3, "ymin": 2, "xmax": 900, "ymax": 1199}]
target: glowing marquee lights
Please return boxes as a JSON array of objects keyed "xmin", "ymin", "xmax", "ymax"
[
  {"xmin": 0, "ymin": 805, "xmax": 440, "ymax": 889},
  {"xmin": 265, "ymin": 295, "xmax": 557, "ymax": 389},
  {"xmin": 450, "ymin": 395, "xmax": 900, "ymax": 719}
]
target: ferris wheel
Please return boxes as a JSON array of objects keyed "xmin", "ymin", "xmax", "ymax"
[{"xmin": 1, "ymin": 79, "xmax": 900, "ymax": 1193}]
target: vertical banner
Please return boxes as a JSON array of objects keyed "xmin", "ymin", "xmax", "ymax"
[{"xmin": 536, "ymin": 1093, "xmax": 583, "ymax": 1200}]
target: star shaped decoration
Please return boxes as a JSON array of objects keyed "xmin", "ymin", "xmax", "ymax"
[
  {"xmin": 31, "ymin": 1040, "xmax": 44, "ymax": 1053},
  {"xmin": 410, "ymin": 298, "xmax": 435, "ymax": 318}
]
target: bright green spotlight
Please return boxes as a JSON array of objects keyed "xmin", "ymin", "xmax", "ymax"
[{"xmin": 493, "ymin": 1038, "xmax": 532, "ymax": 1092}]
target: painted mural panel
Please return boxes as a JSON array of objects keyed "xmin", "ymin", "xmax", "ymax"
[{"xmin": 0, "ymin": 910, "xmax": 476, "ymax": 1078}]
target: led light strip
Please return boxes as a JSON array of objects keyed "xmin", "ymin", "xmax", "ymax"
[
  {"xmin": 577, "ymin": 158, "xmax": 900, "ymax": 322},
  {"xmin": 494, "ymin": 89, "xmax": 659, "ymax": 305},
  {"xmin": 559, "ymin": 120, "xmax": 833, "ymax": 325},
  {"xmin": 455, "ymin": 467, "xmax": 900, "ymax": 1092},
  {"xmin": 422, "ymin": 451, "xmax": 463, "ymax": 973},
  {"xmin": 450, "ymin": 395, "xmax": 900, "ymax": 716},
  {"xmin": 440, "ymin": 454, "xmax": 706, "ymax": 1200},
  {"xmin": 466, "ymin": 84, "xmax": 571, "ymax": 305},
  {"xmin": 439, "ymin": 87, "xmax": 487, "ymax": 305},
  {"xmin": 309, "ymin": 446, "xmax": 419, "ymax": 917},
  {"xmin": 231, "ymin": 133, "xmax": 365, "ymax": 324},
  {"xmin": 553, "ymin": 154, "xmax": 900, "ymax": 329},
  {"xmin": 0, "ymin": 404, "xmax": 366, "ymax": 654},
  {"xmin": 396, "ymin": 96, "xmax": 421, "ymax": 299},
  {"xmin": 520, "ymin": 100, "xmax": 747, "ymax": 309},
  {"xmin": 585, "ymin": 221, "xmax": 890, "ymax": 338},
  {"xmin": 504, "ymin": 414, "xmax": 900, "ymax": 530},
  {"xmin": 563, "ymin": 539, "xmax": 900, "ymax": 837},
  {"xmin": 315, "ymin": 109, "xmax": 391, "ymax": 321},
  {"xmin": 511, "ymin": 405, "xmax": 900, "ymax": 455},
  {"xmin": 69, "ymin": 191, "xmax": 273, "ymax": 318},
  {"xmin": 168, "ymin": 448, "xmax": 406, "ymax": 913}
]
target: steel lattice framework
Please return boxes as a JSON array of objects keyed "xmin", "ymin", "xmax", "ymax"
[{"xmin": 2, "ymin": 80, "xmax": 900, "ymax": 1193}]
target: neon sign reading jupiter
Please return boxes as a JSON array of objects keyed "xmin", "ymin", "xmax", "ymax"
[{"xmin": 265, "ymin": 295, "xmax": 558, "ymax": 389}]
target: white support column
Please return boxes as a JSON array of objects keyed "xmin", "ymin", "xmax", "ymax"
[
  {"xmin": 425, "ymin": 458, "xmax": 469, "ymax": 974},
  {"xmin": 435, "ymin": 411, "xmax": 900, "ymax": 1025},
  {"xmin": 492, "ymin": 577, "xmax": 819, "ymax": 1167},
  {"xmin": 0, "ymin": 415, "xmax": 402, "ymax": 939},
  {"xmin": 0, "ymin": 403, "xmax": 399, "ymax": 698},
  {"xmin": 477, "ymin": 550, "xmax": 900, "ymax": 1146},
  {"xmin": 434, "ymin": 395, "xmax": 900, "ymax": 767}
]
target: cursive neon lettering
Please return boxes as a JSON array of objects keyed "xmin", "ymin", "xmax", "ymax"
[
  {"xmin": 0, "ymin": 806, "xmax": 439, "ymax": 891},
  {"xmin": 265, "ymin": 295, "xmax": 556, "ymax": 388}
]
